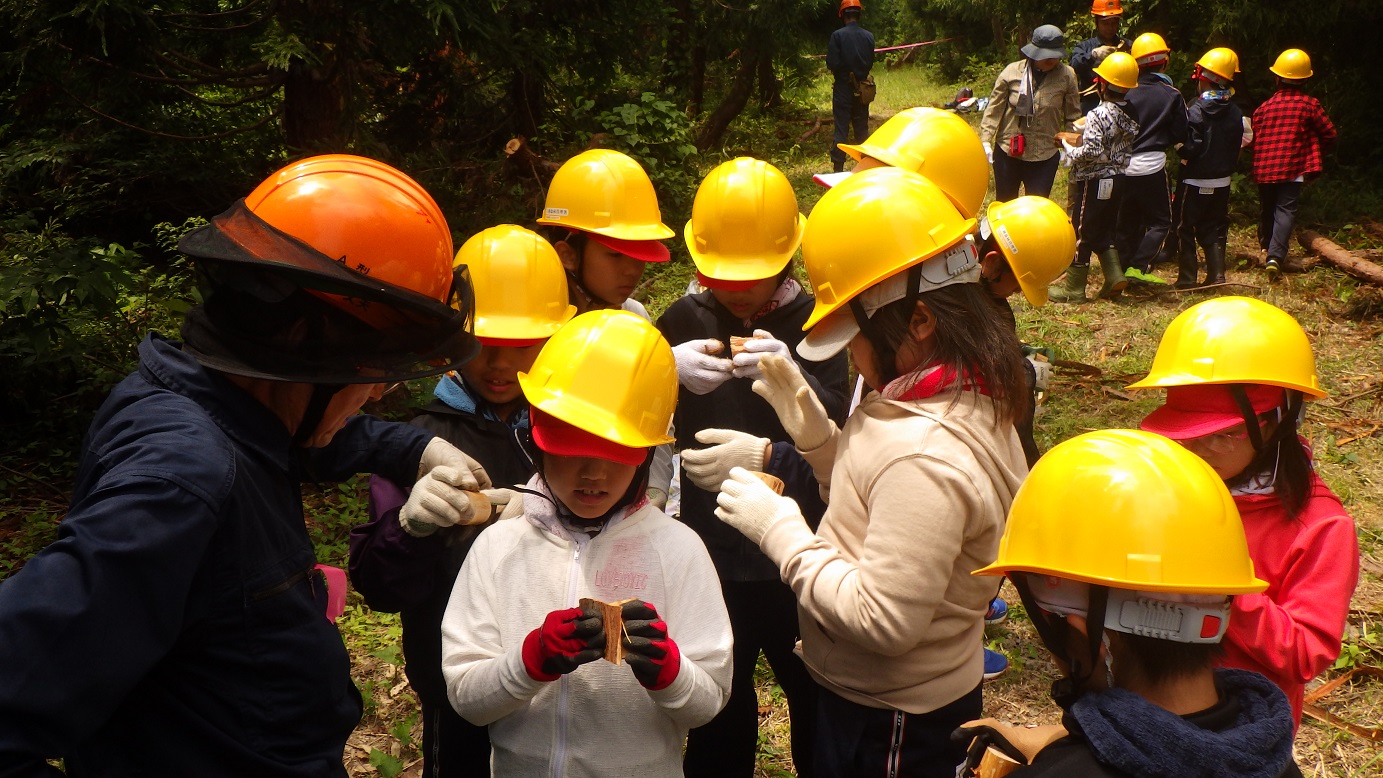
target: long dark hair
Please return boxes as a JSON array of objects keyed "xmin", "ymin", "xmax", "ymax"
[
  {"xmin": 1225, "ymin": 388, "xmax": 1313, "ymax": 518},
  {"xmin": 863, "ymin": 281, "xmax": 1026, "ymax": 425}
]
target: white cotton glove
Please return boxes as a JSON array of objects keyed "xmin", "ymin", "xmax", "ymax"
[
  {"xmin": 680, "ymin": 429, "xmax": 771, "ymax": 492},
  {"xmin": 1092, "ymin": 45, "xmax": 1116, "ymax": 64},
  {"xmin": 672, "ymin": 338, "xmax": 734, "ymax": 395},
  {"xmin": 417, "ymin": 437, "xmax": 493, "ymax": 488},
  {"xmin": 481, "ymin": 486, "xmax": 526, "ymax": 521},
  {"xmin": 982, "ymin": 141, "xmax": 994, "ymax": 160},
  {"xmin": 751, "ymin": 355, "xmax": 837, "ymax": 453},
  {"xmin": 1026, "ymin": 355, "xmax": 1052, "ymax": 393},
  {"xmin": 714, "ymin": 467, "xmax": 803, "ymax": 546},
  {"xmin": 731, "ymin": 330, "xmax": 793, "ymax": 380},
  {"xmin": 402, "ymin": 467, "xmax": 492, "ymax": 537}
]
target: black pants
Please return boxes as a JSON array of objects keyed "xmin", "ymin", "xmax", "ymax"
[
  {"xmin": 1177, "ymin": 181, "xmax": 1231, "ymax": 253},
  {"xmin": 420, "ymin": 698, "xmax": 491, "ymax": 778},
  {"xmin": 813, "ymin": 682, "xmax": 982, "ymax": 778},
  {"xmin": 831, "ymin": 84, "xmax": 869, "ymax": 168},
  {"xmin": 685, "ymin": 579, "xmax": 817, "ymax": 777},
  {"xmin": 1072, "ymin": 175, "xmax": 1126, "ymax": 264},
  {"xmin": 1258, "ymin": 181, "xmax": 1303, "ymax": 260},
  {"xmin": 991, "ymin": 148, "xmax": 1059, "ymax": 202},
  {"xmin": 1116, "ymin": 170, "xmax": 1173, "ymax": 271}
]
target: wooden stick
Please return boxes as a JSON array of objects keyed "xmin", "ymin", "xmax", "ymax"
[{"xmin": 1300, "ymin": 230, "xmax": 1383, "ymax": 286}]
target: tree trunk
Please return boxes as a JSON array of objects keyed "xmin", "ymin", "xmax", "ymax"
[
  {"xmin": 279, "ymin": 0, "xmax": 349, "ymax": 153},
  {"xmin": 757, "ymin": 51, "xmax": 781, "ymax": 110},
  {"xmin": 508, "ymin": 68, "xmax": 545, "ymax": 140},
  {"xmin": 689, "ymin": 40, "xmax": 707, "ymax": 117},
  {"xmin": 696, "ymin": 48, "xmax": 757, "ymax": 151},
  {"xmin": 283, "ymin": 59, "xmax": 348, "ymax": 153},
  {"xmin": 1300, "ymin": 230, "xmax": 1383, "ymax": 286}
]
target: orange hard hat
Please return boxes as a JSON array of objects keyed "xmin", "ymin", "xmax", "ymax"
[
  {"xmin": 839, "ymin": 0, "xmax": 862, "ymax": 16},
  {"xmin": 1091, "ymin": 0, "xmax": 1123, "ymax": 16},
  {"xmin": 245, "ymin": 155, "xmax": 456, "ymax": 328}
]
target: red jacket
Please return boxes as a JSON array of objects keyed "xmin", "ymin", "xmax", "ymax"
[
  {"xmin": 1220, "ymin": 473, "xmax": 1358, "ymax": 727},
  {"xmin": 1250, "ymin": 87, "xmax": 1336, "ymax": 184}
]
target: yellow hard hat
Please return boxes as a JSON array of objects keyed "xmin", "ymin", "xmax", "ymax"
[
  {"xmin": 1126, "ymin": 296, "xmax": 1325, "ymax": 398},
  {"xmin": 1093, "ymin": 52, "xmax": 1140, "ymax": 90},
  {"xmin": 1270, "ymin": 48, "xmax": 1313, "ymax": 80},
  {"xmin": 455, "ymin": 225, "xmax": 576, "ymax": 344},
  {"xmin": 984, "ymin": 196, "xmax": 1076, "ymax": 307},
  {"xmin": 975, "ymin": 429, "xmax": 1267, "ymax": 595},
  {"xmin": 536, "ymin": 149, "xmax": 675, "ymax": 241},
  {"xmin": 799, "ymin": 167, "xmax": 977, "ymax": 331},
  {"xmin": 519, "ymin": 309, "xmax": 677, "ymax": 449},
  {"xmin": 1130, "ymin": 32, "xmax": 1170, "ymax": 66},
  {"xmin": 684, "ymin": 157, "xmax": 805, "ymax": 283},
  {"xmin": 1196, "ymin": 47, "xmax": 1241, "ymax": 82},
  {"xmin": 838, "ymin": 107, "xmax": 989, "ymax": 219},
  {"xmin": 1091, "ymin": 0, "xmax": 1122, "ymax": 16}
]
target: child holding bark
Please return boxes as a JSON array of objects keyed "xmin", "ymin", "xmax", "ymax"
[
  {"xmin": 349, "ymin": 225, "xmax": 575, "ymax": 776},
  {"xmin": 659, "ymin": 157, "xmax": 849, "ymax": 777},
  {"xmin": 440, "ymin": 310, "xmax": 733, "ymax": 777}
]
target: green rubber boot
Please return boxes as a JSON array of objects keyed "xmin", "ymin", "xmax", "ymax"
[
  {"xmin": 1048, "ymin": 264, "xmax": 1090, "ymax": 304},
  {"xmin": 1097, "ymin": 249, "xmax": 1128, "ymax": 299}
]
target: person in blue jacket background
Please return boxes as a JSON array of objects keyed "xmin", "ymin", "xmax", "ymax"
[{"xmin": 0, "ymin": 155, "xmax": 492, "ymax": 777}]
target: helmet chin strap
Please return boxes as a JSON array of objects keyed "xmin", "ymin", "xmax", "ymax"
[{"xmin": 293, "ymin": 384, "xmax": 344, "ymax": 448}]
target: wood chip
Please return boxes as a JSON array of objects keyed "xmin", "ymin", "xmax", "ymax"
[{"xmin": 579, "ymin": 597, "xmax": 637, "ymax": 664}]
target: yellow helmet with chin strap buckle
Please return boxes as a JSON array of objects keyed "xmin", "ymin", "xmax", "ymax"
[
  {"xmin": 1125, "ymin": 296, "xmax": 1325, "ymax": 398},
  {"xmin": 1130, "ymin": 32, "xmax": 1170, "ymax": 66},
  {"xmin": 982, "ymin": 196, "xmax": 1076, "ymax": 307},
  {"xmin": 1093, "ymin": 52, "xmax": 1140, "ymax": 90},
  {"xmin": 455, "ymin": 225, "xmax": 576, "ymax": 343},
  {"xmin": 976, "ymin": 429, "xmax": 1265, "ymax": 594},
  {"xmin": 1195, "ymin": 47, "xmax": 1240, "ymax": 83},
  {"xmin": 837, "ymin": 107, "xmax": 989, "ymax": 219},
  {"xmin": 684, "ymin": 157, "xmax": 805, "ymax": 283},
  {"xmin": 518, "ymin": 309, "xmax": 677, "ymax": 449},
  {"xmin": 799, "ymin": 167, "xmax": 977, "ymax": 331}
]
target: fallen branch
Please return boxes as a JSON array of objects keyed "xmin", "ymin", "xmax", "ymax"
[
  {"xmin": 797, "ymin": 115, "xmax": 825, "ymax": 143},
  {"xmin": 1163, "ymin": 281, "xmax": 1262, "ymax": 294},
  {"xmin": 1300, "ymin": 230, "xmax": 1383, "ymax": 286}
]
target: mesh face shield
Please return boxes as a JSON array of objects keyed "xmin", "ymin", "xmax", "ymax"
[{"xmin": 178, "ymin": 200, "xmax": 478, "ymax": 384}]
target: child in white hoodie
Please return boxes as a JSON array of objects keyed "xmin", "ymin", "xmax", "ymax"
[{"xmin": 440, "ymin": 309, "xmax": 733, "ymax": 777}]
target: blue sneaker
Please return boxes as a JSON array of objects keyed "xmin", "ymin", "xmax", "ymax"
[
  {"xmin": 983, "ymin": 648, "xmax": 1008, "ymax": 681},
  {"xmin": 985, "ymin": 597, "xmax": 1008, "ymax": 625}
]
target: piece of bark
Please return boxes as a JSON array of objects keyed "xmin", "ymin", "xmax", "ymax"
[
  {"xmin": 579, "ymin": 597, "xmax": 637, "ymax": 664},
  {"xmin": 976, "ymin": 747, "xmax": 1023, "ymax": 778},
  {"xmin": 748, "ymin": 471, "xmax": 785, "ymax": 495},
  {"xmin": 729, "ymin": 334, "xmax": 763, "ymax": 356},
  {"xmin": 465, "ymin": 491, "xmax": 493, "ymax": 524},
  {"xmin": 1300, "ymin": 230, "xmax": 1383, "ymax": 286}
]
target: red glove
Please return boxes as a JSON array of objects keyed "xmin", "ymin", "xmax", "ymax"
[
  {"xmin": 621, "ymin": 600, "xmax": 681, "ymax": 691},
  {"xmin": 521, "ymin": 604, "xmax": 606, "ymax": 682}
]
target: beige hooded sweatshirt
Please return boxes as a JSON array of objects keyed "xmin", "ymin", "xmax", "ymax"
[{"xmin": 760, "ymin": 389, "xmax": 1027, "ymax": 714}]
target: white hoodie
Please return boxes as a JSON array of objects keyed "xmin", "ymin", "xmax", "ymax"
[{"xmin": 441, "ymin": 480, "xmax": 733, "ymax": 777}]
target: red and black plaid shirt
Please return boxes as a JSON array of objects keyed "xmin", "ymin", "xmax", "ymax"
[{"xmin": 1251, "ymin": 87, "xmax": 1336, "ymax": 183}]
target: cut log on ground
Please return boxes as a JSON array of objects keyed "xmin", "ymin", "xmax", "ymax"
[
  {"xmin": 1300, "ymin": 230, "xmax": 1383, "ymax": 286},
  {"xmin": 503, "ymin": 136, "xmax": 560, "ymax": 180}
]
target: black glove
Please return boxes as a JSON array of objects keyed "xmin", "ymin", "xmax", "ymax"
[
  {"xmin": 521, "ymin": 603, "xmax": 606, "ymax": 681},
  {"xmin": 620, "ymin": 600, "xmax": 681, "ymax": 691}
]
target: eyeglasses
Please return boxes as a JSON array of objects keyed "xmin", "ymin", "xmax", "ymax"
[{"xmin": 1179, "ymin": 414, "xmax": 1275, "ymax": 455}]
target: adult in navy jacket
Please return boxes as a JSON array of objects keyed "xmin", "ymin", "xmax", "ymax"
[{"xmin": 0, "ymin": 156, "xmax": 490, "ymax": 777}]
